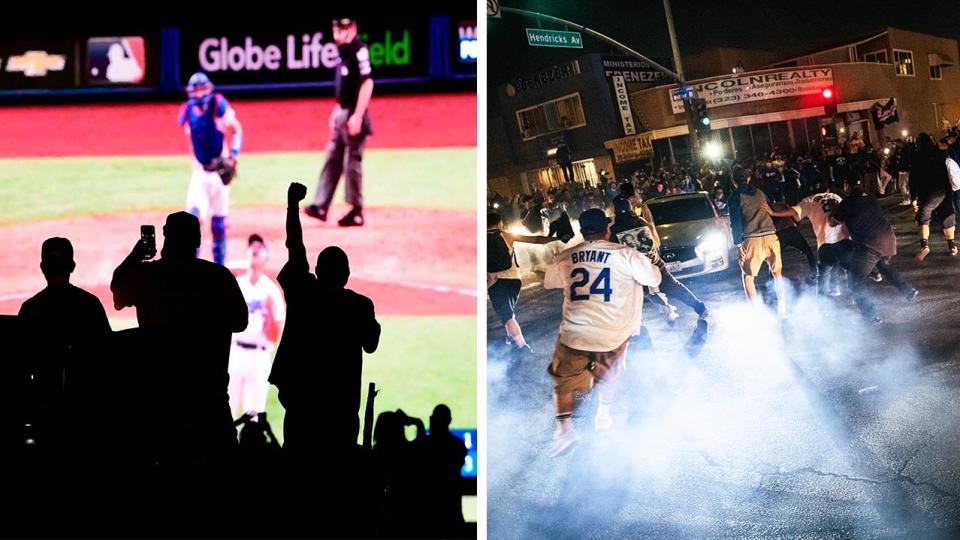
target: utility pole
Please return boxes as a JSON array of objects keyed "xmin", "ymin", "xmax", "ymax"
[{"xmin": 663, "ymin": 0, "xmax": 699, "ymax": 150}]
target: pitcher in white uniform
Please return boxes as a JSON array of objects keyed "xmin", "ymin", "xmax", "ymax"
[{"xmin": 229, "ymin": 234, "xmax": 286, "ymax": 419}]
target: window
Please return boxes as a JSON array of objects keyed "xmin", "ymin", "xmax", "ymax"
[
  {"xmin": 862, "ymin": 50, "xmax": 888, "ymax": 64},
  {"xmin": 515, "ymin": 93, "xmax": 586, "ymax": 140},
  {"xmin": 931, "ymin": 64, "xmax": 942, "ymax": 80},
  {"xmin": 893, "ymin": 49, "xmax": 914, "ymax": 76}
]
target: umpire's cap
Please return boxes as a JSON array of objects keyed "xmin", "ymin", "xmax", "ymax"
[
  {"xmin": 186, "ymin": 72, "xmax": 212, "ymax": 91},
  {"xmin": 40, "ymin": 237, "xmax": 75, "ymax": 275},
  {"xmin": 579, "ymin": 208, "xmax": 611, "ymax": 236}
]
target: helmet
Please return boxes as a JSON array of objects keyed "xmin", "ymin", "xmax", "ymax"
[{"xmin": 186, "ymin": 72, "xmax": 212, "ymax": 92}]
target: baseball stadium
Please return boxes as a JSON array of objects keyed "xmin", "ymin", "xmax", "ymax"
[{"xmin": 0, "ymin": 9, "xmax": 477, "ymax": 528}]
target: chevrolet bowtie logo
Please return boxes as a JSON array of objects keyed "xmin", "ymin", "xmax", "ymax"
[{"xmin": 6, "ymin": 50, "xmax": 66, "ymax": 77}]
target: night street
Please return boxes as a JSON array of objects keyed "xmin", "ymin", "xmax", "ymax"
[{"xmin": 487, "ymin": 197, "xmax": 960, "ymax": 538}]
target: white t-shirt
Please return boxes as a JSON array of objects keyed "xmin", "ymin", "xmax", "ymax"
[
  {"xmin": 946, "ymin": 157, "xmax": 960, "ymax": 192},
  {"xmin": 234, "ymin": 272, "xmax": 286, "ymax": 348},
  {"xmin": 793, "ymin": 197, "xmax": 849, "ymax": 248},
  {"xmin": 543, "ymin": 239, "xmax": 661, "ymax": 352}
]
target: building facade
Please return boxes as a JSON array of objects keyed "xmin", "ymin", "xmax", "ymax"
[
  {"xmin": 620, "ymin": 28, "xmax": 960, "ymax": 167},
  {"xmin": 488, "ymin": 54, "xmax": 668, "ymax": 196}
]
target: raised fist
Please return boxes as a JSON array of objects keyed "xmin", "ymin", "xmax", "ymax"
[{"xmin": 288, "ymin": 182, "xmax": 307, "ymax": 204}]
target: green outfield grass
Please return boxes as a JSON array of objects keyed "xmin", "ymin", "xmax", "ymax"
[
  {"xmin": 0, "ymin": 148, "xmax": 476, "ymax": 224},
  {"xmin": 110, "ymin": 314, "xmax": 477, "ymax": 435}
]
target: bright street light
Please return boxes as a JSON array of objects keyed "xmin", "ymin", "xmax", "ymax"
[{"xmin": 702, "ymin": 141, "xmax": 722, "ymax": 161}]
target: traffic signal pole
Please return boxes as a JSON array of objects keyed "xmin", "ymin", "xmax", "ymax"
[{"xmin": 662, "ymin": 0, "xmax": 699, "ymax": 151}]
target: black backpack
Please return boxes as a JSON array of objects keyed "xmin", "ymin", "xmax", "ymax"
[{"xmin": 487, "ymin": 231, "xmax": 515, "ymax": 273}]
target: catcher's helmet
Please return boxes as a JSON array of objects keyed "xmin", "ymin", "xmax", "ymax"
[{"xmin": 186, "ymin": 72, "xmax": 212, "ymax": 92}]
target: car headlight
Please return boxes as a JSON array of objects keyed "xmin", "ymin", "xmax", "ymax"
[{"xmin": 696, "ymin": 232, "xmax": 726, "ymax": 255}]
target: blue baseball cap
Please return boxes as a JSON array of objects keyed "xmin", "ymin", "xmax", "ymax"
[
  {"xmin": 579, "ymin": 208, "xmax": 611, "ymax": 235},
  {"xmin": 186, "ymin": 72, "xmax": 212, "ymax": 91}
]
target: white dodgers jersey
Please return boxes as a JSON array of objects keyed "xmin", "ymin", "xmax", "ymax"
[
  {"xmin": 544, "ymin": 240, "xmax": 661, "ymax": 352},
  {"xmin": 234, "ymin": 272, "xmax": 286, "ymax": 348}
]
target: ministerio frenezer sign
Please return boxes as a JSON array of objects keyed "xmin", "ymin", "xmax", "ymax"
[{"xmin": 670, "ymin": 68, "xmax": 834, "ymax": 114}]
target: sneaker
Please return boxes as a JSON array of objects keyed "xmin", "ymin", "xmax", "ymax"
[
  {"xmin": 950, "ymin": 243, "xmax": 958, "ymax": 256},
  {"xmin": 551, "ymin": 429, "xmax": 578, "ymax": 457},
  {"xmin": 827, "ymin": 285, "xmax": 843, "ymax": 297},
  {"xmin": 905, "ymin": 288, "xmax": 919, "ymax": 302},
  {"xmin": 665, "ymin": 306, "xmax": 680, "ymax": 325},
  {"xmin": 869, "ymin": 272, "xmax": 883, "ymax": 283},
  {"xmin": 594, "ymin": 412, "xmax": 614, "ymax": 432},
  {"xmin": 304, "ymin": 205, "xmax": 327, "ymax": 221},
  {"xmin": 687, "ymin": 317, "xmax": 709, "ymax": 348},
  {"xmin": 916, "ymin": 245, "xmax": 930, "ymax": 262},
  {"xmin": 337, "ymin": 207, "xmax": 364, "ymax": 227},
  {"xmin": 870, "ymin": 315, "xmax": 883, "ymax": 326}
]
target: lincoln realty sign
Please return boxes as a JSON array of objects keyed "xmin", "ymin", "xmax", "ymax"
[{"xmin": 670, "ymin": 68, "xmax": 833, "ymax": 114}]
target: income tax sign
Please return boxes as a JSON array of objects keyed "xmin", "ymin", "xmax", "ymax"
[{"xmin": 670, "ymin": 68, "xmax": 833, "ymax": 114}]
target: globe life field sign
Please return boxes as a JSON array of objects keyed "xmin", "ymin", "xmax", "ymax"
[{"xmin": 181, "ymin": 21, "xmax": 428, "ymax": 86}]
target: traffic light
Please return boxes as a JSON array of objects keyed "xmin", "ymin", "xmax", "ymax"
[
  {"xmin": 690, "ymin": 98, "xmax": 711, "ymax": 134},
  {"xmin": 822, "ymin": 87, "xmax": 837, "ymax": 117}
]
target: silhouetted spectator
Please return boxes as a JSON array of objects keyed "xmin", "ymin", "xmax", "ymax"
[
  {"xmin": 373, "ymin": 409, "xmax": 426, "ymax": 537},
  {"xmin": 18, "ymin": 237, "xmax": 111, "ymax": 458},
  {"xmin": 271, "ymin": 182, "xmax": 380, "ymax": 457},
  {"xmin": 111, "ymin": 211, "xmax": 247, "ymax": 466},
  {"xmin": 421, "ymin": 404, "xmax": 468, "ymax": 537}
]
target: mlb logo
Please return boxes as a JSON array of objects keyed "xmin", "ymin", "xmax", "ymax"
[{"xmin": 87, "ymin": 37, "xmax": 145, "ymax": 85}]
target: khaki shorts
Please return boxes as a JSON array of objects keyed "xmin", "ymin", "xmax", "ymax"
[
  {"xmin": 547, "ymin": 339, "xmax": 629, "ymax": 395},
  {"xmin": 739, "ymin": 234, "xmax": 782, "ymax": 276}
]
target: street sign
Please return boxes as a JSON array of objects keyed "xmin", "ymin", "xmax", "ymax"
[
  {"xmin": 487, "ymin": 0, "xmax": 501, "ymax": 18},
  {"xmin": 675, "ymin": 85, "xmax": 695, "ymax": 100},
  {"xmin": 526, "ymin": 28, "xmax": 583, "ymax": 49}
]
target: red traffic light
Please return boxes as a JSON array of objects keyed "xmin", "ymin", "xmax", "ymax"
[{"xmin": 821, "ymin": 88, "xmax": 834, "ymax": 100}]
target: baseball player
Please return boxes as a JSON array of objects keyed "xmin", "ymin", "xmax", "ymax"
[
  {"xmin": 543, "ymin": 209, "xmax": 661, "ymax": 456},
  {"xmin": 305, "ymin": 17, "xmax": 374, "ymax": 227},
  {"xmin": 178, "ymin": 72, "xmax": 243, "ymax": 265},
  {"xmin": 228, "ymin": 234, "xmax": 286, "ymax": 419}
]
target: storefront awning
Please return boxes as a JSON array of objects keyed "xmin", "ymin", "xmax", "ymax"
[{"xmin": 929, "ymin": 53, "xmax": 955, "ymax": 67}]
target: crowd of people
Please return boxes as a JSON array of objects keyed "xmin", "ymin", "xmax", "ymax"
[
  {"xmin": 488, "ymin": 129, "xmax": 960, "ymax": 455},
  {"xmin": 2, "ymin": 182, "xmax": 471, "ymax": 538}
]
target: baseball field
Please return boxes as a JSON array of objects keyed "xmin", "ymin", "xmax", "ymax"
[{"xmin": 0, "ymin": 93, "xmax": 477, "ymax": 449}]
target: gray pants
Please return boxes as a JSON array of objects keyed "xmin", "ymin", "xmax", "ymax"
[{"xmin": 314, "ymin": 109, "xmax": 368, "ymax": 209}]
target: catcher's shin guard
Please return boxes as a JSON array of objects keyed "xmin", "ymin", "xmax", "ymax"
[{"xmin": 212, "ymin": 215, "xmax": 226, "ymax": 265}]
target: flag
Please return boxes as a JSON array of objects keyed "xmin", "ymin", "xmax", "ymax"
[{"xmin": 871, "ymin": 98, "xmax": 899, "ymax": 130}]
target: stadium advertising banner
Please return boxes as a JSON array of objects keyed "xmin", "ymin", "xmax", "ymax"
[
  {"xmin": 0, "ymin": 39, "xmax": 75, "ymax": 89},
  {"xmin": 180, "ymin": 21, "xmax": 430, "ymax": 86},
  {"xmin": 86, "ymin": 37, "xmax": 148, "ymax": 86},
  {"xmin": 0, "ymin": 35, "xmax": 158, "ymax": 90},
  {"xmin": 670, "ymin": 68, "xmax": 834, "ymax": 113}
]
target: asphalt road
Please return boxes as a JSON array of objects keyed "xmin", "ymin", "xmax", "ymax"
[{"xmin": 487, "ymin": 196, "xmax": 960, "ymax": 539}]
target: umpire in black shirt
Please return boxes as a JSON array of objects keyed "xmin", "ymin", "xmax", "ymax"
[{"xmin": 306, "ymin": 17, "xmax": 374, "ymax": 227}]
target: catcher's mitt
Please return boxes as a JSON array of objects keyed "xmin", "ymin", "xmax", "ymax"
[{"xmin": 206, "ymin": 157, "xmax": 238, "ymax": 185}]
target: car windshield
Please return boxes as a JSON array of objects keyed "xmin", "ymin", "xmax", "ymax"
[{"xmin": 648, "ymin": 197, "xmax": 715, "ymax": 224}]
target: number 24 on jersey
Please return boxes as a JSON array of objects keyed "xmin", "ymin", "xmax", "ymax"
[{"xmin": 570, "ymin": 267, "xmax": 612, "ymax": 302}]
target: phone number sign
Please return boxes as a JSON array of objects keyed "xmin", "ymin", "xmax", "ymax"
[{"xmin": 670, "ymin": 68, "xmax": 833, "ymax": 114}]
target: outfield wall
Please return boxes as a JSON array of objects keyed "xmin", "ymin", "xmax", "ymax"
[{"xmin": 0, "ymin": 16, "xmax": 476, "ymax": 100}]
